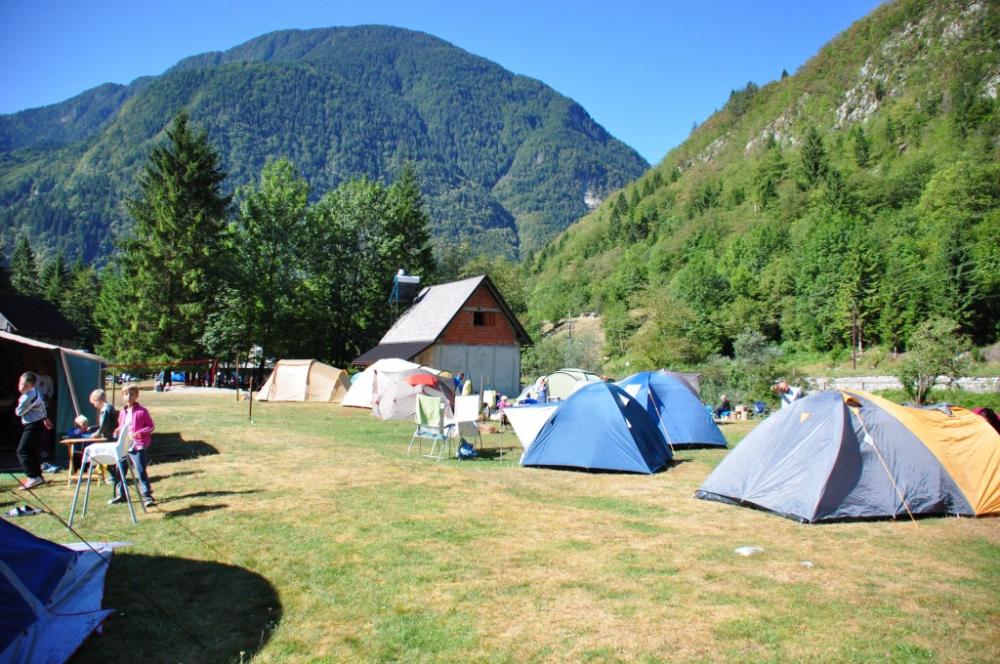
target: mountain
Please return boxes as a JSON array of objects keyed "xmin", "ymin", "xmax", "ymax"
[
  {"xmin": 0, "ymin": 26, "xmax": 647, "ymax": 261},
  {"xmin": 526, "ymin": 0, "xmax": 999, "ymax": 368}
]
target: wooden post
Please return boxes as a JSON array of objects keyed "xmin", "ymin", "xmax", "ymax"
[
  {"xmin": 248, "ymin": 377, "xmax": 254, "ymax": 423},
  {"xmin": 235, "ymin": 352, "xmax": 240, "ymax": 402}
]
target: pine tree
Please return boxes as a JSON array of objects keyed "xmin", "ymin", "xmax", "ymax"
[
  {"xmin": 9, "ymin": 235, "xmax": 40, "ymax": 296},
  {"xmin": 40, "ymin": 250, "xmax": 69, "ymax": 305},
  {"xmin": 799, "ymin": 126, "xmax": 829, "ymax": 188},
  {"xmin": 851, "ymin": 125, "xmax": 871, "ymax": 168},
  {"xmin": 388, "ymin": 163, "xmax": 436, "ymax": 279},
  {"xmin": 117, "ymin": 110, "xmax": 232, "ymax": 361}
]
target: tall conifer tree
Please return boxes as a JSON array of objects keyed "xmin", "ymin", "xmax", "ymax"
[
  {"xmin": 118, "ymin": 110, "xmax": 231, "ymax": 361},
  {"xmin": 10, "ymin": 235, "xmax": 40, "ymax": 296}
]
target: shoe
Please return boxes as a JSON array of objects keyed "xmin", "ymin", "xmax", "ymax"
[
  {"xmin": 143, "ymin": 498, "xmax": 156, "ymax": 508},
  {"xmin": 19, "ymin": 477, "xmax": 45, "ymax": 490},
  {"xmin": 107, "ymin": 495, "xmax": 126, "ymax": 505}
]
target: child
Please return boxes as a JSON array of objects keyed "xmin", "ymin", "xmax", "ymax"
[
  {"xmin": 66, "ymin": 415, "xmax": 90, "ymax": 438},
  {"xmin": 87, "ymin": 389, "xmax": 118, "ymax": 440},
  {"xmin": 15, "ymin": 371, "xmax": 51, "ymax": 489},
  {"xmin": 110, "ymin": 385, "xmax": 156, "ymax": 507}
]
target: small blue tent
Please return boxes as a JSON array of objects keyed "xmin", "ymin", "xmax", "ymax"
[
  {"xmin": 0, "ymin": 519, "xmax": 113, "ymax": 662},
  {"xmin": 616, "ymin": 371, "xmax": 727, "ymax": 449},
  {"xmin": 522, "ymin": 382, "xmax": 671, "ymax": 474}
]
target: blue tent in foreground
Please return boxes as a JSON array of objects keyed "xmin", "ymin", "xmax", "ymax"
[
  {"xmin": 522, "ymin": 382, "xmax": 672, "ymax": 474},
  {"xmin": 616, "ymin": 371, "xmax": 727, "ymax": 449},
  {"xmin": 1, "ymin": 519, "xmax": 113, "ymax": 663}
]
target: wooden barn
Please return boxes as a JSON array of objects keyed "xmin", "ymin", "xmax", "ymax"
[{"xmin": 353, "ymin": 275, "xmax": 531, "ymax": 397}]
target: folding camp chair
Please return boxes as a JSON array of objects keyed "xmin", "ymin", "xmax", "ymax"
[
  {"xmin": 408, "ymin": 395, "xmax": 455, "ymax": 460},
  {"xmin": 447, "ymin": 394, "xmax": 483, "ymax": 449},
  {"xmin": 68, "ymin": 425, "xmax": 146, "ymax": 526}
]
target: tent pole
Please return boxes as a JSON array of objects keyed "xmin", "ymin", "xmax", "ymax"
[
  {"xmin": 59, "ymin": 350, "xmax": 82, "ymax": 417},
  {"xmin": 849, "ymin": 405, "xmax": 917, "ymax": 524}
]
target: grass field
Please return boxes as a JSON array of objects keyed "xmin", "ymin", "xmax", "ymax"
[{"xmin": 4, "ymin": 390, "xmax": 998, "ymax": 663}]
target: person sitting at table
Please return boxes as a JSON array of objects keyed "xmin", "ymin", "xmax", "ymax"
[
  {"xmin": 66, "ymin": 415, "xmax": 90, "ymax": 438},
  {"xmin": 715, "ymin": 394, "xmax": 732, "ymax": 419}
]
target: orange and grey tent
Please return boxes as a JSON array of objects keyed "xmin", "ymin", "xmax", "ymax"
[{"xmin": 695, "ymin": 390, "xmax": 1000, "ymax": 522}]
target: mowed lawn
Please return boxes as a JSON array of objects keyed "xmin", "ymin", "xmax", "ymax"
[{"xmin": 5, "ymin": 390, "xmax": 998, "ymax": 663}]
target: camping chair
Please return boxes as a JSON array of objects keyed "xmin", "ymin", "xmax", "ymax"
[
  {"xmin": 408, "ymin": 395, "xmax": 455, "ymax": 460},
  {"xmin": 753, "ymin": 401, "xmax": 768, "ymax": 418},
  {"xmin": 68, "ymin": 425, "xmax": 146, "ymax": 526},
  {"xmin": 448, "ymin": 394, "xmax": 483, "ymax": 450}
]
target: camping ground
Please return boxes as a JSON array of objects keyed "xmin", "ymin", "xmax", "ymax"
[{"xmin": 4, "ymin": 390, "xmax": 998, "ymax": 663}]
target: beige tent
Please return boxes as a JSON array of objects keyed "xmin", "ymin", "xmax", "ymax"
[{"xmin": 257, "ymin": 359, "xmax": 351, "ymax": 402}]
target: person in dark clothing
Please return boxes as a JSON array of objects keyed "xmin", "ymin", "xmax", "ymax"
[
  {"xmin": 87, "ymin": 389, "xmax": 118, "ymax": 440},
  {"xmin": 715, "ymin": 394, "xmax": 732, "ymax": 419}
]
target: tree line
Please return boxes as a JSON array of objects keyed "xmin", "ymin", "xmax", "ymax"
[{"xmin": 4, "ymin": 111, "xmax": 436, "ymax": 374}]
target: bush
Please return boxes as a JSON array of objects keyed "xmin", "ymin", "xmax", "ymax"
[{"xmin": 894, "ymin": 317, "xmax": 971, "ymax": 404}]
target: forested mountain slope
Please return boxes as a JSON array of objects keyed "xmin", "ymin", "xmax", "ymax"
[
  {"xmin": 526, "ymin": 0, "xmax": 999, "ymax": 367},
  {"xmin": 0, "ymin": 26, "xmax": 647, "ymax": 260}
]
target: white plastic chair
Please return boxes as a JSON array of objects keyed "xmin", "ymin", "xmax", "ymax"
[
  {"xmin": 68, "ymin": 425, "xmax": 145, "ymax": 525},
  {"xmin": 447, "ymin": 394, "xmax": 483, "ymax": 448}
]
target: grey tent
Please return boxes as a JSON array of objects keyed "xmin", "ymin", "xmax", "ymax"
[{"xmin": 694, "ymin": 390, "xmax": 1000, "ymax": 522}]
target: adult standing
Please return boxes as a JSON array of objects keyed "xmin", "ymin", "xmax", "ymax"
[
  {"xmin": 772, "ymin": 379, "xmax": 804, "ymax": 409},
  {"xmin": 15, "ymin": 371, "xmax": 52, "ymax": 489}
]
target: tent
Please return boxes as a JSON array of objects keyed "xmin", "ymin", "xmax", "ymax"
[
  {"xmin": 0, "ymin": 519, "xmax": 113, "ymax": 662},
  {"xmin": 341, "ymin": 358, "xmax": 439, "ymax": 408},
  {"xmin": 695, "ymin": 390, "xmax": 1000, "ymax": 522},
  {"xmin": 257, "ymin": 359, "xmax": 350, "ymax": 402},
  {"xmin": 522, "ymin": 382, "xmax": 671, "ymax": 474},
  {"xmin": 616, "ymin": 371, "xmax": 726, "ymax": 448},
  {"xmin": 505, "ymin": 403, "xmax": 560, "ymax": 450},
  {"xmin": 371, "ymin": 370, "xmax": 456, "ymax": 420},
  {"xmin": 516, "ymin": 368, "xmax": 602, "ymax": 403},
  {"xmin": 660, "ymin": 370, "xmax": 702, "ymax": 395},
  {"xmin": 0, "ymin": 331, "xmax": 102, "ymax": 466}
]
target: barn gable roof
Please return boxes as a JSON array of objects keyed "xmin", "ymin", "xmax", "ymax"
[{"xmin": 353, "ymin": 274, "xmax": 531, "ymax": 367}]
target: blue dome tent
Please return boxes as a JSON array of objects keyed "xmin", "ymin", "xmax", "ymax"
[
  {"xmin": 0, "ymin": 519, "xmax": 113, "ymax": 662},
  {"xmin": 522, "ymin": 382, "xmax": 671, "ymax": 474},
  {"xmin": 616, "ymin": 371, "xmax": 727, "ymax": 449}
]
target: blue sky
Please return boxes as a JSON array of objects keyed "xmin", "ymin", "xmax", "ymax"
[{"xmin": 0, "ymin": 0, "xmax": 883, "ymax": 163}]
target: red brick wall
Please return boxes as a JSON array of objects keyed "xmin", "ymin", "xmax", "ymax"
[{"xmin": 438, "ymin": 285, "xmax": 519, "ymax": 345}]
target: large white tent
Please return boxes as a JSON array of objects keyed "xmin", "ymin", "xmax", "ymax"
[
  {"xmin": 257, "ymin": 359, "xmax": 351, "ymax": 402},
  {"xmin": 342, "ymin": 358, "xmax": 444, "ymax": 408}
]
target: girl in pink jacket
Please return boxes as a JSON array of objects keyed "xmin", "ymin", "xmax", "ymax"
[{"xmin": 111, "ymin": 385, "xmax": 156, "ymax": 507}]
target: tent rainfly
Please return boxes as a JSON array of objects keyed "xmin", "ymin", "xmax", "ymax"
[
  {"xmin": 257, "ymin": 359, "xmax": 351, "ymax": 402},
  {"xmin": 516, "ymin": 368, "xmax": 602, "ymax": 403},
  {"xmin": 522, "ymin": 382, "xmax": 672, "ymax": 474},
  {"xmin": 0, "ymin": 519, "xmax": 114, "ymax": 662},
  {"xmin": 695, "ymin": 390, "xmax": 1000, "ymax": 522},
  {"xmin": 616, "ymin": 371, "xmax": 727, "ymax": 448}
]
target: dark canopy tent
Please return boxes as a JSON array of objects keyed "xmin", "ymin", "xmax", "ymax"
[{"xmin": 0, "ymin": 331, "xmax": 102, "ymax": 468}]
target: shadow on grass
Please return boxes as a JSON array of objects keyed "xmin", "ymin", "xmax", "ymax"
[
  {"xmin": 148, "ymin": 469, "xmax": 203, "ymax": 483},
  {"xmin": 157, "ymin": 489, "xmax": 262, "ymax": 504},
  {"xmin": 74, "ymin": 553, "xmax": 281, "ymax": 664},
  {"xmin": 161, "ymin": 503, "xmax": 229, "ymax": 518},
  {"xmin": 150, "ymin": 433, "xmax": 219, "ymax": 464}
]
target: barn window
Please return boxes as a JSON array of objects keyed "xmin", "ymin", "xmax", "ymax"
[{"xmin": 473, "ymin": 311, "xmax": 495, "ymax": 326}]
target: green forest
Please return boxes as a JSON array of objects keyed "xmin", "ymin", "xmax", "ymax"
[
  {"xmin": 522, "ymin": 0, "xmax": 999, "ymax": 390},
  {"xmin": 0, "ymin": 26, "xmax": 646, "ymax": 262}
]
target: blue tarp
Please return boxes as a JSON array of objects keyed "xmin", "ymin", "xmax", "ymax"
[
  {"xmin": 0, "ymin": 519, "xmax": 113, "ymax": 663},
  {"xmin": 522, "ymin": 382, "xmax": 671, "ymax": 474},
  {"xmin": 616, "ymin": 372, "xmax": 727, "ymax": 448}
]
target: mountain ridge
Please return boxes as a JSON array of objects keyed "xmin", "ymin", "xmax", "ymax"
[{"xmin": 0, "ymin": 25, "xmax": 647, "ymax": 261}]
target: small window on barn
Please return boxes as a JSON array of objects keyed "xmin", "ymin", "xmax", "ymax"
[{"xmin": 473, "ymin": 311, "xmax": 496, "ymax": 326}]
